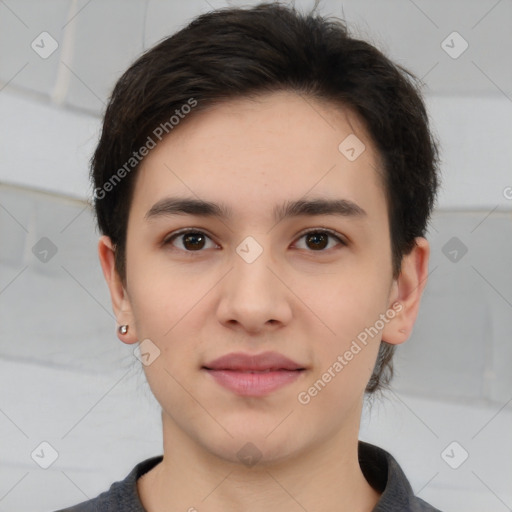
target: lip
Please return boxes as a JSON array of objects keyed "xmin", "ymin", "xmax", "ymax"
[
  {"xmin": 203, "ymin": 351, "xmax": 305, "ymax": 371},
  {"xmin": 202, "ymin": 351, "xmax": 307, "ymax": 397}
]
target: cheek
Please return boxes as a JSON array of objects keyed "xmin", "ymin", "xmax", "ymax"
[
  {"xmin": 296, "ymin": 339, "xmax": 379, "ymax": 425},
  {"xmin": 299, "ymin": 281, "xmax": 384, "ymax": 407},
  {"xmin": 126, "ymin": 258, "xmax": 207, "ymax": 363},
  {"xmin": 306, "ymin": 262, "xmax": 391, "ymax": 334},
  {"xmin": 126, "ymin": 246, "xmax": 193, "ymax": 331},
  {"xmin": 299, "ymin": 259, "xmax": 391, "ymax": 388}
]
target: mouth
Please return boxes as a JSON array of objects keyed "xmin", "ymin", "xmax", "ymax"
[
  {"xmin": 201, "ymin": 367, "xmax": 306, "ymax": 396},
  {"xmin": 201, "ymin": 351, "xmax": 307, "ymax": 396}
]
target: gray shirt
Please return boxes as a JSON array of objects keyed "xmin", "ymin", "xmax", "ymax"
[{"xmin": 54, "ymin": 441, "xmax": 443, "ymax": 511}]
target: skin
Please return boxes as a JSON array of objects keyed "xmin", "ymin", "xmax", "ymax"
[{"xmin": 98, "ymin": 90, "xmax": 430, "ymax": 512}]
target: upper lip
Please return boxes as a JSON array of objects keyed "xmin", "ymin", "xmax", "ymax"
[{"xmin": 203, "ymin": 351, "xmax": 305, "ymax": 371}]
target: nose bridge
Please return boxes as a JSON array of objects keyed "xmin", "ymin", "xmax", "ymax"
[
  {"xmin": 216, "ymin": 234, "xmax": 291, "ymax": 329},
  {"xmin": 232, "ymin": 234, "xmax": 277, "ymax": 295}
]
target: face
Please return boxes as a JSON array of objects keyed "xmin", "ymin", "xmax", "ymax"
[{"xmin": 100, "ymin": 91, "xmax": 422, "ymax": 466}]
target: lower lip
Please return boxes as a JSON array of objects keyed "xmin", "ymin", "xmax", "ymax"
[{"xmin": 203, "ymin": 369, "xmax": 304, "ymax": 396}]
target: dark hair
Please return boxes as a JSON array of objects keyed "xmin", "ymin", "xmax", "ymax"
[{"xmin": 90, "ymin": 1, "xmax": 439, "ymax": 394}]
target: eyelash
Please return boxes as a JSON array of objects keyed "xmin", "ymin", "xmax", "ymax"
[{"xmin": 162, "ymin": 227, "xmax": 347, "ymax": 254}]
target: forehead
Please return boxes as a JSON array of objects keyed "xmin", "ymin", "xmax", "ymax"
[{"xmin": 130, "ymin": 91, "xmax": 387, "ymax": 226}]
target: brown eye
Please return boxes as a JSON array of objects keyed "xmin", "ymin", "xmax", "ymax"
[
  {"xmin": 295, "ymin": 229, "xmax": 345, "ymax": 252},
  {"xmin": 181, "ymin": 232, "xmax": 206, "ymax": 250},
  {"xmin": 164, "ymin": 230, "xmax": 216, "ymax": 252},
  {"xmin": 305, "ymin": 232, "xmax": 329, "ymax": 250}
]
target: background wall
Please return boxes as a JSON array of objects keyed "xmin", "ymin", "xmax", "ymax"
[{"xmin": 0, "ymin": 1, "xmax": 511, "ymax": 511}]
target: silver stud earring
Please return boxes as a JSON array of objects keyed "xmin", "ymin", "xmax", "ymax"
[{"xmin": 119, "ymin": 325, "xmax": 129, "ymax": 335}]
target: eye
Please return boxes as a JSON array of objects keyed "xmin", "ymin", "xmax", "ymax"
[
  {"xmin": 163, "ymin": 227, "xmax": 346, "ymax": 253},
  {"xmin": 163, "ymin": 229, "xmax": 217, "ymax": 252},
  {"xmin": 293, "ymin": 228, "xmax": 346, "ymax": 251}
]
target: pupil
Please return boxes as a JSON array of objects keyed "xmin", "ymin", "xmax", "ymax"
[
  {"xmin": 184, "ymin": 233, "xmax": 205, "ymax": 250},
  {"xmin": 307, "ymin": 232, "xmax": 327, "ymax": 250}
]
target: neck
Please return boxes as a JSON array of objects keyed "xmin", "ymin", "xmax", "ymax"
[{"xmin": 138, "ymin": 412, "xmax": 381, "ymax": 512}]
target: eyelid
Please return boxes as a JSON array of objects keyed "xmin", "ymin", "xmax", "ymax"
[{"xmin": 162, "ymin": 226, "xmax": 347, "ymax": 251}]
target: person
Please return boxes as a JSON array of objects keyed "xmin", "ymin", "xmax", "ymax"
[{"xmin": 56, "ymin": 2, "xmax": 442, "ymax": 511}]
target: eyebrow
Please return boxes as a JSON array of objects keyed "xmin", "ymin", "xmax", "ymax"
[{"xmin": 145, "ymin": 196, "xmax": 367, "ymax": 223}]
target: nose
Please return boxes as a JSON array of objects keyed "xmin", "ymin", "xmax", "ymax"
[{"xmin": 216, "ymin": 244, "xmax": 293, "ymax": 334}]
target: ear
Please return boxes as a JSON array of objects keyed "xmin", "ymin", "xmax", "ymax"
[
  {"xmin": 381, "ymin": 237, "xmax": 430, "ymax": 345},
  {"xmin": 97, "ymin": 235, "xmax": 138, "ymax": 344}
]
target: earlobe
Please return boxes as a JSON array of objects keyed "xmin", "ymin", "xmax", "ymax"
[
  {"xmin": 382, "ymin": 237, "xmax": 430, "ymax": 345},
  {"xmin": 97, "ymin": 235, "xmax": 138, "ymax": 344}
]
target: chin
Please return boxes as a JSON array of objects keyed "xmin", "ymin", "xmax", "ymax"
[{"xmin": 199, "ymin": 426, "xmax": 306, "ymax": 468}]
